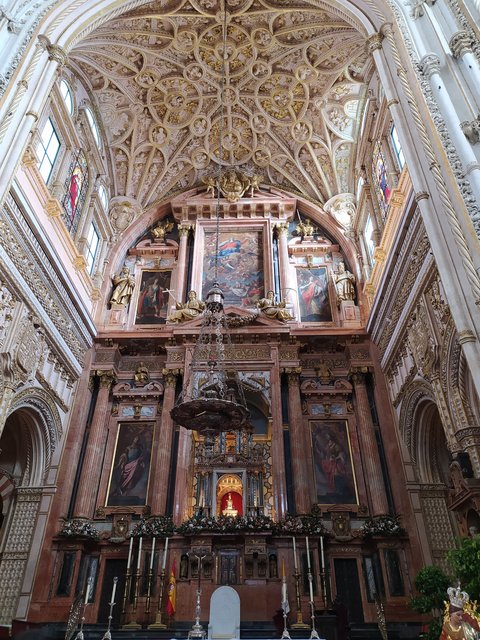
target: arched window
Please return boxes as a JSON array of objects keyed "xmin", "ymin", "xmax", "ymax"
[
  {"xmin": 85, "ymin": 107, "xmax": 101, "ymax": 147},
  {"xmin": 98, "ymin": 185, "xmax": 109, "ymax": 211},
  {"xmin": 59, "ymin": 80, "xmax": 73, "ymax": 115}
]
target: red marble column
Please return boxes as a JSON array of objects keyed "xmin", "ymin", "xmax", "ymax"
[
  {"xmin": 173, "ymin": 426, "xmax": 192, "ymax": 524},
  {"xmin": 286, "ymin": 369, "xmax": 311, "ymax": 514},
  {"xmin": 150, "ymin": 370, "xmax": 179, "ymax": 515},
  {"xmin": 271, "ymin": 351, "xmax": 288, "ymax": 518},
  {"xmin": 174, "ymin": 224, "xmax": 192, "ymax": 303},
  {"xmin": 351, "ymin": 371, "xmax": 389, "ymax": 515},
  {"xmin": 74, "ymin": 369, "xmax": 116, "ymax": 518}
]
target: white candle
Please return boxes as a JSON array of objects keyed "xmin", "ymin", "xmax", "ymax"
[
  {"xmin": 150, "ymin": 537, "xmax": 156, "ymax": 571},
  {"xmin": 111, "ymin": 577, "xmax": 118, "ymax": 603},
  {"xmin": 292, "ymin": 536, "xmax": 298, "ymax": 572},
  {"xmin": 320, "ymin": 536, "xmax": 325, "ymax": 570},
  {"xmin": 137, "ymin": 536, "xmax": 143, "ymax": 571},
  {"xmin": 127, "ymin": 536, "xmax": 134, "ymax": 570},
  {"xmin": 162, "ymin": 537, "xmax": 169, "ymax": 571},
  {"xmin": 84, "ymin": 579, "xmax": 90, "ymax": 604},
  {"xmin": 306, "ymin": 536, "xmax": 311, "ymax": 569}
]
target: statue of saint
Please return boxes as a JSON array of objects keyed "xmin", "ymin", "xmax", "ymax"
[
  {"xmin": 257, "ymin": 291, "xmax": 293, "ymax": 321},
  {"xmin": 167, "ymin": 290, "xmax": 205, "ymax": 323},
  {"xmin": 333, "ymin": 262, "xmax": 356, "ymax": 304},
  {"xmin": 110, "ymin": 266, "xmax": 136, "ymax": 307},
  {"xmin": 151, "ymin": 220, "xmax": 174, "ymax": 242},
  {"xmin": 222, "ymin": 492, "xmax": 238, "ymax": 517},
  {"xmin": 440, "ymin": 585, "xmax": 480, "ymax": 640},
  {"xmin": 134, "ymin": 362, "xmax": 149, "ymax": 387}
]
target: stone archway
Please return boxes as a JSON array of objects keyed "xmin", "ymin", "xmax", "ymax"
[
  {"xmin": 399, "ymin": 383, "xmax": 457, "ymax": 567},
  {"xmin": 0, "ymin": 388, "xmax": 62, "ymax": 624}
]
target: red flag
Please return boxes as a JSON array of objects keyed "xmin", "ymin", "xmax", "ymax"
[{"xmin": 166, "ymin": 560, "xmax": 177, "ymax": 617}]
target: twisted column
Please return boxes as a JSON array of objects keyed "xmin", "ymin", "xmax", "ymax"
[
  {"xmin": 74, "ymin": 370, "xmax": 116, "ymax": 518},
  {"xmin": 351, "ymin": 371, "xmax": 389, "ymax": 515}
]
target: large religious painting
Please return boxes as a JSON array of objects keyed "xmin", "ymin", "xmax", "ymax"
[
  {"xmin": 202, "ymin": 229, "xmax": 264, "ymax": 307},
  {"xmin": 62, "ymin": 149, "xmax": 89, "ymax": 233},
  {"xmin": 297, "ymin": 267, "xmax": 332, "ymax": 322},
  {"xmin": 106, "ymin": 422, "xmax": 154, "ymax": 507},
  {"xmin": 135, "ymin": 270, "xmax": 171, "ymax": 324},
  {"xmin": 311, "ymin": 421, "xmax": 357, "ymax": 505}
]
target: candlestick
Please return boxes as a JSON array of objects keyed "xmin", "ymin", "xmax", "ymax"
[
  {"xmin": 137, "ymin": 536, "xmax": 143, "ymax": 571},
  {"xmin": 292, "ymin": 536, "xmax": 298, "ymax": 572},
  {"xmin": 306, "ymin": 536, "xmax": 311, "ymax": 569},
  {"xmin": 127, "ymin": 536, "xmax": 133, "ymax": 570},
  {"xmin": 111, "ymin": 576, "xmax": 117, "ymax": 604},
  {"xmin": 84, "ymin": 576, "xmax": 92, "ymax": 604},
  {"xmin": 162, "ymin": 537, "xmax": 169, "ymax": 571},
  {"xmin": 150, "ymin": 536, "xmax": 156, "ymax": 571}
]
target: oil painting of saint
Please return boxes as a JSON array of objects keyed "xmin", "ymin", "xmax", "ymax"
[
  {"xmin": 297, "ymin": 267, "xmax": 332, "ymax": 322},
  {"xmin": 106, "ymin": 423, "xmax": 153, "ymax": 507},
  {"xmin": 311, "ymin": 421, "xmax": 357, "ymax": 505},
  {"xmin": 202, "ymin": 229, "xmax": 264, "ymax": 307},
  {"xmin": 135, "ymin": 270, "xmax": 171, "ymax": 324}
]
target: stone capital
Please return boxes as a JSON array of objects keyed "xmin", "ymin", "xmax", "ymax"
[
  {"xmin": 96, "ymin": 369, "xmax": 116, "ymax": 389},
  {"xmin": 449, "ymin": 31, "xmax": 473, "ymax": 59},
  {"xmin": 283, "ymin": 366, "xmax": 302, "ymax": 384},
  {"xmin": 162, "ymin": 368, "xmax": 181, "ymax": 387},
  {"xmin": 366, "ymin": 33, "xmax": 384, "ymax": 54},
  {"xmin": 178, "ymin": 224, "xmax": 193, "ymax": 238},
  {"xmin": 273, "ymin": 222, "xmax": 289, "ymax": 237},
  {"xmin": 419, "ymin": 54, "xmax": 441, "ymax": 79}
]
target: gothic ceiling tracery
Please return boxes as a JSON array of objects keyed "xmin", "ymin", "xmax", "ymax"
[{"xmin": 69, "ymin": 0, "xmax": 369, "ymax": 209}]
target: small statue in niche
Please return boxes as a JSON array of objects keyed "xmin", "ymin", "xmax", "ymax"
[
  {"xmin": 180, "ymin": 554, "xmax": 189, "ymax": 579},
  {"xmin": 257, "ymin": 291, "xmax": 293, "ymax": 322},
  {"xmin": 333, "ymin": 261, "xmax": 356, "ymax": 304},
  {"xmin": 110, "ymin": 266, "xmax": 136, "ymax": 307},
  {"xmin": 134, "ymin": 362, "xmax": 149, "ymax": 387},
  {"xmin": 151, "ymin": 220, "xmax": 174, "ymax": 243},
  {"xmin": 167, "ymin": 290, "xmax": 205, "ymax": 323},
  {"xmin": 269, "ymin": 553, "xmax": 278, "ymax": 578}
]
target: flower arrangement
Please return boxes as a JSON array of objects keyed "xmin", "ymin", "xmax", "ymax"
[
  {"xmin": 59, "ymin": 519, "xmax": 100, "ymax": 540},
  {"xmin": 175, "ymin": 513, "xmax": 274, "ymax": 535},
  {"xmin": 273, "ymin": 513, "xmax": 328, "ymax": 536},
  {"xmin": 360, "ymin": 514, "xmax": 406, "ymax": 538},
  {"xmin": 130, "ymin": 515, "xmax": 174, "ymax": 538}
]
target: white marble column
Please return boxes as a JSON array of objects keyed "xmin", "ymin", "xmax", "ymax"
[
  {"xmin": 419, "ymin": 53, "xmax": 480, "ymax": 200},
  {"xmin": 449, "ymin": 32, "xmax": 480, "ymax": 107},
  {"xmin": 174, "ymin": 224, "xmax": 192, "ymax": 304}
]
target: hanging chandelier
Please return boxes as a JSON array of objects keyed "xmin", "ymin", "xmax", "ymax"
[{"xmin": 170, "ymin": 0, "xmax": 250, "ymax": 435}]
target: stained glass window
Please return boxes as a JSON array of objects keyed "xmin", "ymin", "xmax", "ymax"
[
  {"xmin": 62, "ymin": 149, "xmax": 89, "ymax": 233},
  {"xmin": 372, "ymin": 141, "xmax": 391, "ymax": 218}
]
